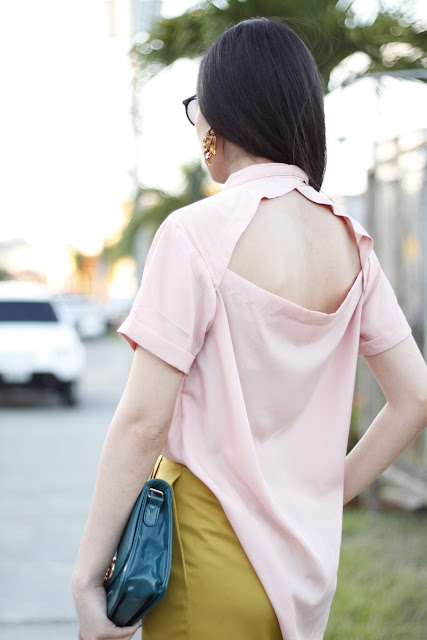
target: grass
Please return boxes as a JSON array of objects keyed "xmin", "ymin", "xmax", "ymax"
[{"xmin": 325, "ymin": 508, "xmax": 427, "ymax": 640}]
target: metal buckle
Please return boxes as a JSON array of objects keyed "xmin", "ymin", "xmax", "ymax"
[{"xmin": 148, "ymin": 488, "xmax": 164, "ymax": 498}]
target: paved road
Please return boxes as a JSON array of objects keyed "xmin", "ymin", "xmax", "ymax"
[{"xmin": 0, "ymin": 331, "xmax": 143, "ymax": 640}]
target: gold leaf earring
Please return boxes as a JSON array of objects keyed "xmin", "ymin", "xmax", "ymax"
[{"xmin": 202, "ymin": 127, "xmax": 216, "ymax": 166}]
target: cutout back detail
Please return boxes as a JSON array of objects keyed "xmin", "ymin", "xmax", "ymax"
[{"xmin": 224, "ymin": 189, "xmax": 363, "ymax": 317}]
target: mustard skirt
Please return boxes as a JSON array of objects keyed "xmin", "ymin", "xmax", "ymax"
[{"xmin": 141, "ymin": 455, "xmax": 282, "ymax": 640}]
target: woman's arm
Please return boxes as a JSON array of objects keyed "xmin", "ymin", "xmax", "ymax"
[
  {"xmin": 343, "ymin": 402, "xmax": 427, "ymax": 505},
  {"xmin": 71, "ymin": 344, "xmax": 185, "ymax": 590},
  {"xmin": 71, "ymin": 420, "xmax": 166, "ymax": 589},
  {"xmin": 344, "ymin": 334, "xmax": 427, "ymax": 505}
]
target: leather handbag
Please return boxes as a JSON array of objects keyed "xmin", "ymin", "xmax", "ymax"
[{"xmin": 103, "ymin": 472, "xmax": 173, "ymax": 627}]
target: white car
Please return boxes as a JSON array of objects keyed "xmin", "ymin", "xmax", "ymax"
[
  {"xmin": 53, "ymin": 294, "xmax": 108, "ymax": 339},
  {"xmin": 0, "ymin": 282, "xmax": 86, "ymax": 405}
]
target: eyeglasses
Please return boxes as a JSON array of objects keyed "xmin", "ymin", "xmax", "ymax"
[{"xmin": 182, "ymin": 94, "xmax": 198, "ymax": 126}]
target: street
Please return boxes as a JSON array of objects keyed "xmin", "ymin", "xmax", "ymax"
[{"xmin": 0, "ymin": 331, "xmax": 142, "ymax": 640}]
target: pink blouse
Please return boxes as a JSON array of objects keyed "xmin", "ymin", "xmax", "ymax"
[{"xmin": 117, "ymin": 162, "xmax": 412, "ymax": 639}]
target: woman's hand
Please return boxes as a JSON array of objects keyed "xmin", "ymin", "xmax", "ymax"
[{"xmin": 72, "ymin": 581, "xmax": 142, "ymax": 640}]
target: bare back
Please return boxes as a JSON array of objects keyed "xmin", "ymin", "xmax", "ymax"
[{"xmin": 227, "ymin": 189, "xmax": 362, "ymax": 314}]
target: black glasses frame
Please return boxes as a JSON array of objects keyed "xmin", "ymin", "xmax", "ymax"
[{"xmin": 182, "ymin": 94, "xmax": 197, "ymax": 125}]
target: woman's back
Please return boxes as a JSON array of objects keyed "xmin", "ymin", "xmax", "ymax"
[
  {"xmin": 227, "ymin": 188, "xmax": 362, "ymax": 315},
  {"xmin": 118, "ymin": 162, "xmax": 414, "ymax": 639}
]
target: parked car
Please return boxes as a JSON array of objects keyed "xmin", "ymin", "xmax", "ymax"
[
  {"xmin": 0, "ymin": 282, "xmax": 86, "ymax": 406},
  {"xmin": 53, "ymin": 293, "xmax": 108, "ymax": 339},
  {"xmin": 102, "ymin": 296, "xmax": 134, "ymax": 330}
]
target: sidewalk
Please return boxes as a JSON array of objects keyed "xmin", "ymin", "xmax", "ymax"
[{"xmin": 0, "ymin": 336, "xmax": 138, "ymax": 639}]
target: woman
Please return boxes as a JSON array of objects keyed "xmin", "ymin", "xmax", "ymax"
[{"xmin": 71, "ymin": 17, "xmax": 427, "ymax": 640}]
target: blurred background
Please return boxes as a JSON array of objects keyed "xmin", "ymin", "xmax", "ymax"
[{"xmin": 0, "ymin": 1, "xmax": 426, "ymax": 638}]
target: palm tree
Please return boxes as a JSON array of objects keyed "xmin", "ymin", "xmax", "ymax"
[{"xmin": 129, "ymin": 0, "xmax": 426, "ymax": 92}]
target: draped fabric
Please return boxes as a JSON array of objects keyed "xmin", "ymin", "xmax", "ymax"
[{"xmin": 118, "ymin": 162, "xmax": 412, "ymax": 639}]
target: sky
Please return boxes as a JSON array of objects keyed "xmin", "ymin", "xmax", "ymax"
[
  {"xmin": 0, "ymin": 1, "xmax": 135, "ymax": 255},
  {"xmin": 0, "ymin": 0, "xmax": 426, "ymax": 264}
]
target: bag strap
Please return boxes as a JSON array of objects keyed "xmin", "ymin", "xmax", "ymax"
[{"xmin": 149, "ymin": 454, "xmax": 163, "ymax": 479}]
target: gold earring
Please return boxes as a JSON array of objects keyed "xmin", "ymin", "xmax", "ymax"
[{"xmin": 202, "ymin": 127, "xmax": 216, "ymax": 165}]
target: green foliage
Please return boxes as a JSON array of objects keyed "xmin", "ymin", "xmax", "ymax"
[
  {"xmin": 129, "ymin": 0, "xmax": 427, "ymax": 92},
  {"xmin": 0, "ymin": 268, "xmax": 13, "ymax": 281},
  {"xmin": 104, "ymin": 160, "xmax": 211, "ymax": 263},
  {"xmin": 72, "ymin": 250, "xmax": 85, "ymax": 271},
  {"xmin": 326, "ymin": 508, "xmax": 427, "ymax": 639},
  {"xmin": 347, "ymin": 401, "xmax": 359, "ymax": 454}
]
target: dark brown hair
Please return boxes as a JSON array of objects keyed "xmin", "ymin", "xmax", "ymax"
[{"xmin": 196, "ymin": 17, "xmax": 327, "ymax": 191}]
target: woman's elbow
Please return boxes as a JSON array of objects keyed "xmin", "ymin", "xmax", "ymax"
[
  {"xmin": 134, "ymin": 419, "xmax": 170, "ymax": 444},
  {"xmin": 110, "ymin": 407, "xmax": 170, "ymax": 447}
]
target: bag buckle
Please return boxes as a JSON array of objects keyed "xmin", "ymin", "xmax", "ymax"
[
  {"xmin": 148, "ymin": 488, "xmax": 164, "ymax": 498},
  {"xmin": 144, "ymin": 487, "xmax": 165, "ymax": 526}
]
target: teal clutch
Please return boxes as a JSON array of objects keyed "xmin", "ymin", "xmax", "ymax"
[{"xmin": 103, "ymin": 478, "xmax": 173, "ymax": 627}]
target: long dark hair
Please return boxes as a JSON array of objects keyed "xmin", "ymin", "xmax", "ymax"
[{"xmin": 196, "ymin": 17, "xmax": 327, "ymax": 192}]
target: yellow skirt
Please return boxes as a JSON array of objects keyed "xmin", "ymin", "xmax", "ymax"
[{"xmin": 141, "ymin": 455, "xmax": 282, "ymax": 640}]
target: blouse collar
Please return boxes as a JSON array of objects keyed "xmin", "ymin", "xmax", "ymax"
[{"xmin": 222, "ymin": 162, "xmax": 310, "ymax": 191}]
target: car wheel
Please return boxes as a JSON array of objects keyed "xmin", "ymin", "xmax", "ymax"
[{"xmin": 58, "ymin": 381, "xmax": 79, "ymax": 407}]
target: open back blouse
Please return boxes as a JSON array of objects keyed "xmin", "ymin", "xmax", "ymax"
[{"xmin": 117, "ymin": 162, "xmax": 412, "ymax": 640}]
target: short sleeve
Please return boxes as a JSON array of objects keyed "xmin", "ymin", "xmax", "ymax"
[
  {"xmin": 358, "ymin": 249, "xmax": 412, "ymax": 356},
  {"xmin": 117, "ymin": 216, "xmax": 216, "ymax": 374}
]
